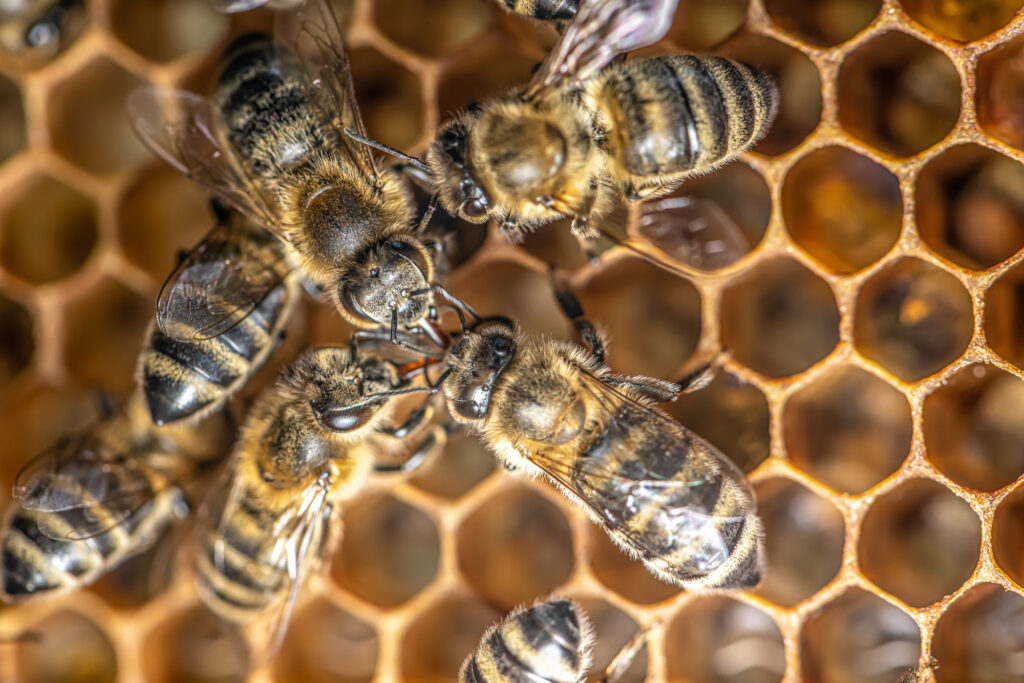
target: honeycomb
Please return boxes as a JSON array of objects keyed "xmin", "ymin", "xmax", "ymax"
[{"xmin": 1, "ymin": 0, "xmax": 1024, "ymax": 680}]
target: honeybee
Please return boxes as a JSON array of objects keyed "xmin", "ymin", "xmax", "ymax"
[
  {"xmin": 128, "ymin": 0, "xmax": 442, "ymax": 348},
  {"xmin": 493, "ymin": 0, "xmax": 579, "ymax": 21},
  {"xmin": 1, "ymin": 393, "xmax": 231, "ymax": 602},
  {"xmin": 0, "ymin": 0, "xmax": 84, "ymax": 63}
]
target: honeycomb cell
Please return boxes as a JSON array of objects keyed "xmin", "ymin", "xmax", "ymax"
[
  {"xmin": 721, "ymin": 258, "xmax": 840, "ymax": 378},
  {"xmin": 436, "ymin": 36, "xmax": 536, "ymax": 116},
  {"xmin": 520, "ymin": 217, "xmax": 591, "ymax": 272},
  {"xmin": 0, "ymin": 73, "xmax": 24, "ymax": 163},
  {"xmin": 0, "ymin": 294, "xmax": 33, "ymax": 387},
  {"xmin": 110, "ymin": 0, "xmax": 228, "ymax": 63},
  {"xmin": 837, "ymin": 31, "xmax": 961, "ymax": 157},
  {"xmin": 916, "ymin": 144, "xmax": 1024, "ymax": 270},
  {"xmin": 985, "ymin": 260, "xmax": 1024, "ymax": 369},
  {"xmin": 62, "ymin": 277, "xmax": 154, "ymax": 395},
  {"xmin": 764, "ymin": 0, "xmax": 881, "ymax": 46},
  {"xmin": 399, "ymin": 594, "xmax": 500, "ymax": 683},
  {"xmin": 854, "ymin": 257, "xmax": 973, "ymax": 382},
  {"xmin": 578, "ymin": 257, "xmax": 701, "ymax": 379},
  {"xmin": 407, "ymin": 181, "xmax": 488, "ymax": 276},
  {"xmin": 331, "ymin": 492, "xmax": 439, "ymax": 607},
  {"xmin": 993, "ymin": 486, "xmax": 1024, "ymax": 586},
  {"xmin": 923, "ymin": 364, "xmax": 1024, "ymax": 492},
  {"xmin": 800, "ymin": 588, "xmax": 921, "ymax": 683},
  {"xmin": 931, "ymin": 583, "xmax": 1024, "ymax": 682},
  {"xmin": 349, "ymin": 47, "xmax": 424, "ymax": 153},
  {"xmin": 859, "ymin": 479, "xmax": 981, "ymax": 607},
  {"xmin": 457, "ymin": 485, "xmax": 574, "ymax": 610},
  {"xmin": 755, "ymin": 478, "xmax": 844, "ymax": 607},
  {"xmin": 0, "ymin": 174, "xmax": 97, "ymax": 284},
  {"xmin": 275, "ymin": 599, "xmax": 378, "ymax": 683},
  {"xmin": 902, "ymin": 0, "xmax": 1023, "ymax": 42},
  {"xmin": 666, "ymin": 0, "xmax": 747, "ymax": 51},
  {"xmin": 17, "ymin": 611, "xmax": 117, "ymax": 683},
  {"xmin": 587, "ymin": 524, "xmax": 680, "ymax": 605},
  {"xmin": 410, "ymin": 428, "xmax": 495, "ymax": 500},
  {"xmin": 89, "ymin": 526, "xmax": 175, "ymax": 609},
  {"xmin": 143, "ymin": 606, "xmax": 250, "ymax": 683},
  {"xmin": 47, "ymin": 57, "xmax": 149, "ymax": 174},
  {"xmin": 782, "ymin": 146, "xmax": 902, "ymax": 273},
  {"xmin": 784, "ymin": 366, "xmax": 912, "ymax": 494},
  {"xmin": 978, "ymin": 35, "xmax": 1024, "ymax": 151},
  {"xmin": 374, "ymin": 0, "xmax": 492, "ymax": 58},
  {"xmin": 448, "ymin": 259, "xmax": 568, "ymax": 337},
  {"xmin": 666, "ymin": 371, "xmax": 770, "ymax": 474},
  {"xmin": 574, "ymin": 597, "xmax": 647, "ymax": 683},
  {"xmin": 666, "ymin": 596, "xmax": 786, "ymax": 682},
  {"xmin": 721, "ymin": 35, "xmax": 822, "ymax": 156}
]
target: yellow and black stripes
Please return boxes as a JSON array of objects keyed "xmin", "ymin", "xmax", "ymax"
[{"xmin": 498, "ymin": 0, "xmax": 577, "ymax": 21}]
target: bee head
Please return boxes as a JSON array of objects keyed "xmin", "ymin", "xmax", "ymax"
[
  {"xmin": 427, "ymin": 120, "xmax": 492, "ymax": 223},
  {"xmin": 337, "ymin": 237, "xmax": 434, "ymax": 330},
  {"xmin": 444, "ymin": 321, "xmax": 517, "ymax": 421},
  {"xmin": 295, "ymin": 347, "xmax": 398, "ymax": 434}
]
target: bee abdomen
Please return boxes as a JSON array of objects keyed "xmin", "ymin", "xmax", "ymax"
[
  {"xmin": 500, "ymin": 0, "xmax": 578, "ymax": 20},
  {"xmin": 1, "ymin": 509, "xmax": 104, "ymax": 599}
]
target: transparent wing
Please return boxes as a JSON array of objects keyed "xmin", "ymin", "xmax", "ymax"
[
  {"xmin": 634, "ymin": 195, "xmax": 751, "ymax": 271},
  {"xmin": 211, "ymin": 0, "xmax": 271, "ymax": 10},
  {"xmin": 526, "ymin": 0, "xmax": 679, "ymax": 97},
  {"xmin": 156, "ymin": 214, "xmax": 290, "ymax": 341}
]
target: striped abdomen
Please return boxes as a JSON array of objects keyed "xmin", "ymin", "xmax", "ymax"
[
  {"xmin": 460, "ymin": 600, "xmax": 588, "ymax": 683},
  {"xmin": 499, "ymin": 0, "xmax": 577, "ymax": 20},
  {"xmin": 595, "ymin": 55, "xmax": 778, "ymax": 188}
]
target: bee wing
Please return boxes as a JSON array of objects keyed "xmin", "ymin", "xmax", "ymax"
[
  {"xmin": 156, "ymin": 215, "xmax": 290, "ymax": 341},
  {"xmin": 211, "ymin": 0, "xmax": 270, "ymax": 10},
  {"xmin": 526, "ymin": 0, "xmax": 678, "ymax": 96},
  {"xmin": 273, "ymin": 0, "xmax": 379, "ymax": 180},
  {"xmin": 127, "ymin": 86, "xmax": 285, "ymax": 238},
  {"xmin": 634, "ymin": 195, "xmax": 752, "ymax": 271}
]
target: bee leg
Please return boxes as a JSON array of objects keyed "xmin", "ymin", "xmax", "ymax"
[
  {"xmin": 550, "ymin": 268, "xmax": 606, "ymax": 364},
  {"xmin": 300, "ymin": 276, "xmax": 324, "ymax": 298},
  {"xmin": 606, "ymin": 375, "xmax": 681, "ymax": 402},
  {"xmin": 374, "ymin": 408, "xmax": 447, "ymax": 475},
  {"xmin": 598, "ymin": 623, "xmax": 651, "ymax": 683}
]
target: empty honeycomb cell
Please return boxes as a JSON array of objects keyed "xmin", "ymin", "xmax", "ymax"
[
  {"xmin": 837, "ymin": 31, "xmax": 961, "ymax": 157},
  {"xmin": 89, "ymin": 526, "xmax": 176, "ymax": 609},
  {"xmin": 587, "ymin": 524, "xmax": 680, "ymax": 605},
  {"xmin": 520, "ymin": 218, "xmax": 592, "ymax": 272},
  {"xmin": 410, "ymin": 427, "xmax": 496, "ymax": 500},
  {"xmin": 17, "ymin": 610, "xmax": 117, "ymax": 683},
  {"xmin": 143, "ymin": 606, "xmax": 250, "ymax": 683},
  {"xmin": 978, "ymin": 35, "xmax": 1024, "ymax": 150},
  {"xmin": 859, "ymin": 479, "xmax": 981, "ymax": 607},
  {"xmin": 721, "ymin": 35, "xmax": 822, "ymax": 156},
  {"xmin": 666, "ymin": 371, "xmax": 770, "ymax": 474},
  {"xmin": 574, "ymin": 597, "xmax": 647, "ymax": 683},
  {"xmin": 720, "ymin": 258, "xmax": 840, "ymax": 378},
  {"xmin": 110, "ymin": 0, "xmax": 228, "ymax": 63},
  {"xmin": 923, "ymin": 364, "xmax": 1024, "ymax": 492},
  {"xmin": 764, "ymin": 0, "xmax": 881, "ymax": 46},
  {"xmin": 784, "ymin": 366, "xmax": 912, "ymax": 494},
  {"xmin": 854, "ymin": 257, "xmax": 974, "ymax": 382},
  {"xmin": 0, "ymin": 73, "xmax": 24, "ymax": 163},
  {"xmin": 436, "ymin": 36, "xmax": 537, "ymax": 116},
  {"xmin": 274, "ymin": 598, "xmax": 378, "ymax": 683},
  {"xmin": 931, "ymin": 583, "xmax": 1024, "ymax": 682},
  {"xmin": 577, "ymin": 257, "xmax": 701, "ymax": 379},
  {"xmin": 457, "ymin": 485, "xmax": 574, "ymax": 610},
  {"xmin": 0, "ymin": 294, "xmax": 33, "ymax": 387},
  {"xmin": 349, "ymin": 47, "xmax": 424, "ymax": 153},
  {"xmin": 665, "ymin": 596, "xmax": 786, "ymax": 682},
  {"xmin": 754, "ymin": 478, "xmax": 845, "ymax": 607},
  {"xmin": 781, "ymin": 146, "xmax": 902, "ymax": 274},
  {"xmin": 331, "ymin": 492, "xmax": 439, "ymax": 608},
  {"xmin": 992, "ymin": 486, "xmax": 1024, "ymax": 586},
  {"xmin": 666, "ymin": 0, "xmax": 747, "ymax": 51},
  {"xmin": 448, "ymin": 259, "xmax": 568, "ymax": 337},
  {"xmin": 985, "ymin": 260, "xmax": 1024, "ymax": 369},
  {"xmin": 62, "ymin": 277, "xmax": 154, "ymax": 395},
  {"xmin": 902, "ymin": 0, "xmax": 1024, "ymax": 42},
  {"xmin": 374, "ymin": 0, "xmax": 492, "ymax": 58},
  {"xmin": 399, "ymin": 594, "xmax": 500, "ymax": 683},
  {"xmin": 800, "ymin": 588, "xmax": 921, "ymax": 683},
  {"xmin": 1, "ymin": 174, "xmax": 97, "ymax": 284},
  {"xmin": 916, "ymin": 144, "xmax": 1024, "ymax": 270}
]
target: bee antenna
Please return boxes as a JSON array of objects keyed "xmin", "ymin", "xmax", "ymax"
[{"xmin": 344, "ymin": 128, "xmax": 429, "ymax": 172}]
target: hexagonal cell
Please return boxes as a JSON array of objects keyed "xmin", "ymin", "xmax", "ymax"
[
  {"xmin": 519, "ymin": 217, "xmax": 591, "ymax": 272},
  {"xmin": 62, "ymin": 277, "xmax": 154, "ymax": 395},
  {"xmin": 0, "ymin": 73, "xmax": 25, "ymax": 163},
  {"xmin": 902, "ymin": 0, "xmax": 1023, "ymax": 42},
  {"xmin": 721, "ymin": 258, "xmax": 840, "ymax": 378},
  {"xmin": 410, "ymin": 428, "xmax": 495, "ymax": 500},
  {"xmin": 854, "ymin": 257, "xmax": 974, "ymax": 382},
  {"xmin": 859, "ymin": 479, "xmax": 981, "ymax": 607},
  {"xmin": 436, "ymin": 35, "xmax": 537, "ymax": 116},
  {"xmin": 800, "ymin": 588, "xmax": 921, "ymax": 683},
  {"xmin": 89, "ymin": 526, "xmax": 175, "ymax": 608},
  {"xmin": 978, "ymin": 34, "xmax": 1024, "ymax": 151},
  {"xmin": 986, "ymin": 260, "xmax": 1024, "ymax": 369},
  {"xmin": 666, "ymin": 0, "xmax": 747, "ymax": 51},
  {"xmin": 48, "ymin": 57, "xmax": 150, "ymax": 175},
  {"xmin": 667, "ymin": 371, "xmax": 770, "ymax": 474},
  {"xmin": 448, "ymin": 259, "xmax": 568, "ymax": 337},
  {"xmin": 17, "ymin": 610, "xmax": 117, "ymax": 683},
  {"xmin": 349, "ymin": 47, "xmax": 424, "ymax": 153},
  {"xmin": 837, "ymin": 31, "xmax": 961, "ymax": 157},
  {"xmin": 274, "ymin": 598, "xmax": 378, "ymax": 683},
  {"xmin": 784, "ymin": 366, "xmax": 912, "ymax": 494},
  {"xmin": 754, "ymin": 478, "xmax": 844, "ymax": 607},
  {"xmin": 578, "ymin": 257, "xmax": 701, "ymax": 379},
  {"xmin": 993, "ymin": 485, "xmax": 1024, "ymax": 585},
  {"xmin": 331, "ymin": 492, "xmax": 439, "ymax": 607},
  {"xmin": 0, "ymin": 294, "xmax": 33, "ymax": 387},
  {"xmin": 111, "ymin": 0, "xmax": 228, "ymax": 63},
  {"xmin": 764, "ymin": 0, "xmax": 880, "ymax": 46},
  {"xmin": 588, "ymin": 524, "xmax": 680, "ymax": 604},
  {"xmin": 143, "ymin": 606, "xmax": 250, "ymax": 683},
  {"xmin": 400, "ymin": 594, "xmax": 500, "ymax": 682},
  {"xmin": 916, "ymin": 144, "xmax": 1024, "ymax": 270},
  {"xmin": 782, "ymin": 146, "xmax": 902, "ymax": 274},
  {"xmin": 457, "ymin": 485, "xmax": 574, "ymax": 610},
  {"xmin": 931, "ymin": 583, "xmax": 1024, "ymax": 682},
  {"xmin": 575, "ymin": 597, "xmax": 647, "ymax": 682},
  {"xmin": 721, "ymin": 34, "xmax": 822, "ymax": 156},
  {"xmin": 666, "ymin": 596, "xmax": 786, "ymax": 682},
  {"xmin": 374, "ymin": 0, "xmax": 493, "ymax": 58},
  {"xmin": 924, "ymin": 364, "xmax": 1024, "ymax": 492},
  {"xmin": 1, "ymin": 174, "xmax": 97, "ymax": 284}
]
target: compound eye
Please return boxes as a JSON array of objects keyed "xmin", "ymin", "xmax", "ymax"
[
  {"xmin": 492, "ymin": 335, "xmax": 510, "ymax": 356},
  {"xmin": 441, "ymin": 127, "xmax": 463, "ymax": 149},
  {"xmin": 316, "ymin": 404, "xmax": 376, "ymax": 433},
  {"xmin": 463, "ymin": 199, "xmax": 488, "ymax": 220}
]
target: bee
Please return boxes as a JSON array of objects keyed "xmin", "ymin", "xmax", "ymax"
[
  {"xmin": 137, "ymin": 203, "xmax": 300, "ymax": 426},
  {"xmin": 493, "ymin": 0, "xmax": 579, "ymax": 21},
  {"xmin": 0, "ymin": 393, "xmax": 231, "ymax": 602},
  {"xmin": 0, "ymin": 0, "xmax": 84, "ymax": 63},
  {"xmin": 128, "ymin": 0, "xmax": 444, "ymax": 350}
]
